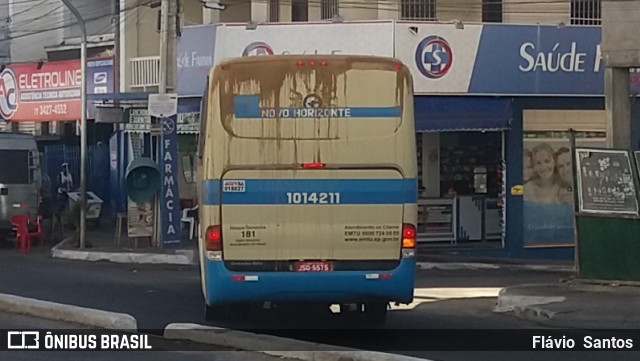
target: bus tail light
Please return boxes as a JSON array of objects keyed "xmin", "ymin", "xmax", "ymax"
[
  {"xmin": 205, "ymin": 226, "xmax": 223, "ymax": 259},
  {"xmin": 301, "ymin": 162, "xmax": 325, "ymax": 169},
  {"xmin": 402, "ymin": 223, "xmax": 416, "ymax": 258},
  {"xmin": 393, "ymin": 64, "xmax": 403, "ymax": 71},
  {"xmin": 296, "ymin": 60, "xmax": 328, "ymax": 67}
]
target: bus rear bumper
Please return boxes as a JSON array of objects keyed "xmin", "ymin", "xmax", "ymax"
[{"xmin": 203, "ymin": 258, "xmax": 416, "ymax": 306}]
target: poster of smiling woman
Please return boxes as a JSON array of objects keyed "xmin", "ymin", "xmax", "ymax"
[
  {"xmin": 523, "ymin": 131, "xmax": 607, "ymax": 247},
  {"xmin": 523, "ymin": 139, "xmax": 575, "ymax": 247}
]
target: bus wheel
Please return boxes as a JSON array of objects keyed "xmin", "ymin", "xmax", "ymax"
[
  {"xmin": 205, "ymin": 303, "xmax": 231, "ymax": 322},
  {"xmin": 362, "ymin": 302, "xmax": 388, "ymax": 325}
]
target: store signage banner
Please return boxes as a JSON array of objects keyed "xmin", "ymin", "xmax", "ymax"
[
  {"xmin": 124, "ymin": 102, "xmax": 200, "ymax": 134},
  {"xmin": 394, "ymin": 23, "xmax": 483, "ymax": 95},
  {"xmin": 159, "ymin": 114, "xmax": 182, "ymax": 247},
  {"xmin": 469, "ymin": 25, "xmax": 604, "ymax": 95},
  {"xmin": 213, "ymin": 21, "xmax": 394, "ymax": 64},
  {"xmin": 177, "ymin": 25, "xmax": 216, "ymax": 96},
  {"xmin": 394, "ymin": 23, "xmax": 639, "ymax": 96},
  {"xmin": 0, "ymin": 57, "xmax": 113, "ymax": 122},
  {"xmin": 187, "ymin": 22, "xmax": 639, "ymax": 97}
]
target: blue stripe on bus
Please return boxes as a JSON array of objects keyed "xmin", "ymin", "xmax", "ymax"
[
  {"xmin": 204, "ymin": 258, "xmax": 416, "ymax": 305},
  {"xmin": 233, "ymin": 95, "xmax": 401, "ymax": 118},
  {"xmin": 201, "ymin": 178, "xmax": 417, "ymax": 205}
]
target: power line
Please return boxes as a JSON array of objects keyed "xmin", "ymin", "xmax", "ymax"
[
  {"xmin": 0, "ymin": 1, "xmax": 150, "ymax": 48},
  {"xmin": 219, "ymin": 0, "xmax": 611, "ymax": 15},
  {"xmin": 9, "ymin": 1, "xmax": 122, "ymax": 33}
]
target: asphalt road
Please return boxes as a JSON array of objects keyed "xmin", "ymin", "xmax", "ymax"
[
  {"xmin": 0, "ymin": 245, "xmax": 561, "ymax": 330},
  {"xmin": 3, "ymin": 244, "xmax": 637, "ymax": 360}
]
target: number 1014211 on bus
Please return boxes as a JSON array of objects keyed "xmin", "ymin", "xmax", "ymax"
[{"xmin": 286, "ymin": 192, "xmax": 341, "ymax": 204}]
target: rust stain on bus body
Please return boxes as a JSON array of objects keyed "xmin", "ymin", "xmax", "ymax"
[{"xmin": 210, "ymin": 55, "xmax": 409, "ymax": 166}]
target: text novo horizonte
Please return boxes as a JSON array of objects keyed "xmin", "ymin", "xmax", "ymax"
[{"xmin": 532, "ymin": 335, "xmax": 633, "ymax": 349}]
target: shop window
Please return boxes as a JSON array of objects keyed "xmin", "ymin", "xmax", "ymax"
[
  {"xmin": 401, "ymin": 0, "xmax": 436, "ymax": 21},
  {"xmin": 439, "ymin": 132, "xmax": 502, "ymax": 197},
  {"xmin": 571, "ymin": 0, "xmax": 601, "ymax": 25}
]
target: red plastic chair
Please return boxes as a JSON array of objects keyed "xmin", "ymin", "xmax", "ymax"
[
  {"xmin": 10, "ymin": 215, "xmax": 30, "ymax": 253},
  {"xmin": 10, "ymin": 215, "xmax": 43, "ymax": 253}
]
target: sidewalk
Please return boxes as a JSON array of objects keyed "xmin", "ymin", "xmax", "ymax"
[
  {"xmin": 494, "ymin": 278, "xmax": 640, "ymax": 328},
  {"xmin": 49, "ymin": 221, "xmax": 198, "ymax": 265},
  {"xmin": 415, "ymin": 251, "xmax": 575, "ymax": 272},
  {"xmin": 48, "ymin": 223, "xmax": 579, "ymax": 271}
]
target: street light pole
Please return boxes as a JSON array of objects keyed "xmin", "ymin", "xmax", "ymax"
[{"xmin": 61, "ymin": 0, "xmax": 87, "ymax": 249}]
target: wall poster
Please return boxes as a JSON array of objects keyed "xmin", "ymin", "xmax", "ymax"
[{"xmin": 522, "ymin": 131, "xmax": 606, "ymax": 247}]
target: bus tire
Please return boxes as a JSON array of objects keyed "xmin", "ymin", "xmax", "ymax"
[
  {"xmin": 362, "ymin": 302, "xmax": 388, "ymax": 325},
  {"xmin": 205, "ymin": 303, "xmax": 231, "ymax": 322}
]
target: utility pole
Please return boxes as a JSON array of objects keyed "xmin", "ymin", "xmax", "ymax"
[
  {"xmin": 158, "ymin": 0, "xmax": 177, "ymax": 94},
  {"xmin": 61, "ymin": 0, "xmax": 88, "ymax": 249},
  {"xmin": 112, "ymin": 0, "xmax": 120, "ymax": 96}
]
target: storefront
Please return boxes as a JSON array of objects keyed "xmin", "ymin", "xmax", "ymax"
[
  {"xmin": 392, "ymin": 22, "xmax": 637, "ymax": 259},
  {"xmin": 413, "ymin": 97, "xmax": 511, "ymax": 247},
  {"xmin": 109, "ymin": 25, "xmax": 216, "ymax": 215},
  {"xmin": 179, "ymin": 20, "xmax": 640, "ymax": 260},
  {"xmin": 118, "ymin": 98, "xmax": 201, "ymax": 206}
]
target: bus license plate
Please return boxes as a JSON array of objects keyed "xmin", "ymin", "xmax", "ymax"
[{"xmin": 295, "ymin": 261, "xmax": 332, "ymax": 272}]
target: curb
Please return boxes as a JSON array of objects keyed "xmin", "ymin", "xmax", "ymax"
[
  {"xmin": 164, "ymin": 323, "xmax": 433, "ymax": 361},
  {"xmin": 0, "ymin": 293, "xmax": 137, "ymax": 330},
  {"xmin": 417, "ymin": 262, "xmax": 574, "ymax": 273},
  {"xmin": 50, "ymin": 239, "xmax": 196, "ymax": 265}
]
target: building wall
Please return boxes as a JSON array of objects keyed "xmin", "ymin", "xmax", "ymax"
[
  {"xmin": 437, "ymin": 0, "xmax": 482, "ymax": 22},
  {"xmin": 135, "ymin": 4, "xmax": 160, "ymax": 57},
  {"xmin": 602, "ymin": 0, "xmax": 640, "ymax": 67},
  {"xmin": 503, "ymin": 0, "xmax": 570, "ymax": 25},
  {"xmin": 339, "ymin": 1, "xmax": 378, "ymax": 21},
  {"xmin": 220, "ymin": 1, "xmax": 251, "ymax": 22},
  {"xmin": 182, "ymin": 0, "xmax": 204, "ymax": 26},
  {"xmin": 120, "ymin": 0, "xmax": 583, "ymax": 94}
]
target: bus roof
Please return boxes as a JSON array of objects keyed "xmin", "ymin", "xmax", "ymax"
[{"xmin": 213, "ymin": 54, "xmax": 407, "ymax": 74}]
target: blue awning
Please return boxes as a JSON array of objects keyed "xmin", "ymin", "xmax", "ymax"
[{"xmin": 414, "ymin": 97, "xmax": 513, "ymax": 132}]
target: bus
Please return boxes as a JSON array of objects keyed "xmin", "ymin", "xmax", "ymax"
[{"xmin": 197, "ymin": 54, "xmax": 417, "ymax": 324}]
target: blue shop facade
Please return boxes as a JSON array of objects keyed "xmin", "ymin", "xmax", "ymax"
[
  {"xmin": 397, "ymin": 22, "xmax": 639, "ymax": 260},
  {"xmin": 137, "ymin": 21, "xmax": 639, "ymax": 261}
]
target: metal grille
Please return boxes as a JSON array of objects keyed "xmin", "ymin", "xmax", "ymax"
[
  {"xmin": 401, "ymin": 0, "xmax": 437, "ymax": 21},
  {"xmin": 269, "ymin": 0, "xmax": 280, "ymax": 22},
  {"xmin": 321, "ymin": 0, "xmax": 339, "ymax": 20},
  {"xmin": 571, "ymin": 0, "xmax": 601, "ymax": 25}
]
